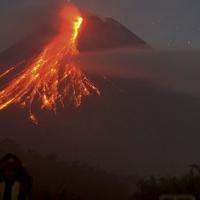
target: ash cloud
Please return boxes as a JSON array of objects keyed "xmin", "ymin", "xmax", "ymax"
[
  {"xmin": 79, "ymin": 49, "xmax": 200, "ymax": 96},
  {"xmin": 0, "ymin": 0, "xmax": 64, "ymax": 52}
]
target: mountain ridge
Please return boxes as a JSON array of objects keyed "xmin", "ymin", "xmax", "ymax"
[
  {"xmin": 0, "ymin": 14, "xmax": 150, "ymax": 66},
  {"xmin": 78, "ymin": 14, "xmax": 150, "ymax": 51}
]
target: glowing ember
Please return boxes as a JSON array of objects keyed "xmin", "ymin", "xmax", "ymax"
[
  {"xmin": 0, "ymin": 5, "xmax": 100, "ymax": 124},
  {"xmin": 0, "ymin": 67, "xmax": 15, "ymax": 79}
]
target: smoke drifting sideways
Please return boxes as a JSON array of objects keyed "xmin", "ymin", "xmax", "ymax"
[
  {"xmin": 0, "ymin": 0, "xmax": 65, "ymax": 53},
  {"xmin": 78, "ymin": 49, "xmax": 200, "ymax": 97}
]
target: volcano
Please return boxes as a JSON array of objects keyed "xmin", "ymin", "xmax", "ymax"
[
  {"xmin": 0, "ymin": 5, "xmax": 100, "ymax": 123},
  {"xmin": 0, "ymin": 14, "xmax": 149, "ymax": 66},
  {"xmin": 0, "ymin": 7, "xmax": 149, "ymax": 123}
]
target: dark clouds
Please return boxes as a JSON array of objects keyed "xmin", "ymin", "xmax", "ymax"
[{"xmin": 0, "ymin": 0, "xmax": 62, "ymax": 52}]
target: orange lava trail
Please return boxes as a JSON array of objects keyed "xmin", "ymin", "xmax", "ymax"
[
  {"xmin": 0, "ymin": 67, "xmax": 15, "ymax": 79},
  {"xmin": 0, "ymin": 5, "xmax": 100, "ymax": 124}
]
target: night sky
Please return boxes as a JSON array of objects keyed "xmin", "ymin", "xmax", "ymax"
[
  {"xmin": 74, "ymin": 0, "xmax": 200, "ymax": 49},
  {"xmin": 0, "ymin": 0, "xmax": 200, "ymax": 50}
]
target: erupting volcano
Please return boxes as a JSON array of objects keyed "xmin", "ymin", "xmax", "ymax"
[{"xmin": 0, "ymin": 5, "xmax": 100, "ymax": 124}]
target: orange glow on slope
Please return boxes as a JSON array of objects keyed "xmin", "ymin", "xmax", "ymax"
[{"xmin": 0, "ymin": 5, "xmax": 100, "ymax": 124}]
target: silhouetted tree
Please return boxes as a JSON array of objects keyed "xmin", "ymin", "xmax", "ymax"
[
  {"xmin": 133, "ymin": 165, "xmax": 200, "ymax": 200},
  {"xmin": 0, "ymin": 139, "xmax": 130, "ymax": 200}
]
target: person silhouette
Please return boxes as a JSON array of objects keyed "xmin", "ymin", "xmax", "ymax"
[{"xmin": 0, "ymin": 154, "xmax": 32, "ymax": 200}]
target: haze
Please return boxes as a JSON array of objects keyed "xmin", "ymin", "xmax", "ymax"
[{"xmin": 0, "ymin": 0, "xmax": 200, "ymax": 178}]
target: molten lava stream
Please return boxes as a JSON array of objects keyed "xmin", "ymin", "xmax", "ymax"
[{"xmin": 0, "ymin": 5, "xmax": 100, "ymax": 124}]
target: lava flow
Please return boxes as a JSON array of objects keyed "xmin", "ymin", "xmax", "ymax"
[{"xmin": 0, "ymin": 5, "xmax": 100, "ymax": 124}]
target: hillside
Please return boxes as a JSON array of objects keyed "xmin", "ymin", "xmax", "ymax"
[{"xmin": 78, "ymin": 15, "xmax": 150, "ymax": 51}]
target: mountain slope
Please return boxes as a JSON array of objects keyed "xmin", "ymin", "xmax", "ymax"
[
  {"xmin": 0, "ymin": 14, "xmax": 149, "ymax": 65},
  {"xmin": 78, "ymin": 15, "xmax": 150, "ymax": 51}
]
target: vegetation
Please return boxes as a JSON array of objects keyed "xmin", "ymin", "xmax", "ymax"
[
  {"xmin": 0, "ymin": 139, "xmax": 131, "ymax": 200},
  {"xmin": 133, "ymin": 165, "xmax": 200, "ymax": 200},
  {"xmin": 1, "ymin": 139, "xmax": 200, "ymax": 200}
]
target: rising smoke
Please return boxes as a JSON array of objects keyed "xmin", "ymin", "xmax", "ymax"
[{"xmin": 0, "ymin": 0, "xmax": 64, "ymax": 52}]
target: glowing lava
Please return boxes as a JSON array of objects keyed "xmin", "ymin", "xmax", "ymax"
[{"xmin": 0, "ymin": 5, "xmax": 100, "ymax": 124}]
